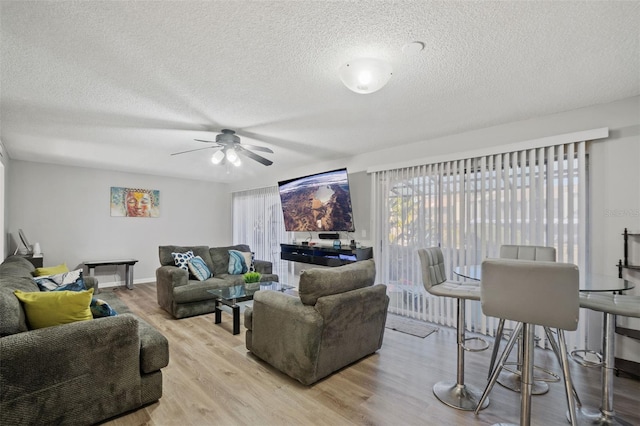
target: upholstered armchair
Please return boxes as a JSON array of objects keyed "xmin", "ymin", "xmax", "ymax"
[{"xmin": 244, "ymin": 259, "xmax": 389, "ymax": 385}]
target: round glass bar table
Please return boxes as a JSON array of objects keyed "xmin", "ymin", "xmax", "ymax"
[{"xmin": 454, "ymin": 265, "xmax": 636, "ymax": 425}]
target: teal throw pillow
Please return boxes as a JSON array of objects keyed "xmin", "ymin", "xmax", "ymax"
[
  {"xmin": 172, "ymin": 251, "xmax": 194, "ymax": 271},
  {"xmin": 34, "ymin": 269, "xmax": 86, "ymax": 292},
  {"xmin": 188, "ymin": 256, "xmax": 212, "ymax": 281},
  {"xmin": 90, "ymin": 298, "xmax": 118, "ymax": 318},
  {"xmin": 228, "ymin": 250, "xmax": 251, "ymax": 275}
]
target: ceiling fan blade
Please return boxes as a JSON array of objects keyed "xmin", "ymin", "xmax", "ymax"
[
  {"xmin": 194, "ymin": 139, "xmax": 222, "ymax": 144},
  {"xmin": 236, "ymin": 146, "xmax": 273, "ymax": 166},
  {"xmin": 170, "ymin": 146, "xmax": 218, "ymax": 156},
  {"xmin": 241, "ymin": 144, "xmax": 274, "ymax": 153}
]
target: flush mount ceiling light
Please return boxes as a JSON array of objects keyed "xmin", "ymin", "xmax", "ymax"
[{"xmin": 338, "ymin": 58, "xmax": 393, "ymax": 94}]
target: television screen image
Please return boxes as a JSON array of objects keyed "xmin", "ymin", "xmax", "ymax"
[{"xmin": 278, "ymin": 168, "xmax": 355, "ymax": 232}]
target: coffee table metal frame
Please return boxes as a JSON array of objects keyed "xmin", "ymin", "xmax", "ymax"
[{"xmin": 208, "ymin": 281, "xmax": 294, "ymax": 335}]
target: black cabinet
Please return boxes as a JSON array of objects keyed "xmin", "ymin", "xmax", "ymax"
[
  {"xmin": 20, "ymin": 254, "xmax": 43, "ymax": 268},
  {"xmin": 280, "ymin": 244, "xmax": 372, "ymax": 267}
]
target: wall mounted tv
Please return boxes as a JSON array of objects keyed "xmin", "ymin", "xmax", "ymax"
[{"xmin": 278, "ymin": 168, "xmax": 355, "ymax": 233}]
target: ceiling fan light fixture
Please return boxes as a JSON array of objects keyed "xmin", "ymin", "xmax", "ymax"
[
  {"xmin": 226, "ymin": 148, "xmax": 239, "ymax": 164},
  {"xmin": 211, "ymin": 150, "xmax": 225, "ymax": 164},
  {"xmin": 339, "ymin": 58, "xmax": 392, "ymax": 94}
]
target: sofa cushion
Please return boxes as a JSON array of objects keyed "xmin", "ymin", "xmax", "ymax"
[
  {"xmin": 209, "ymin": 245, "xmax": 251, "ymax": 276},
  {"xmin": 0, "ymin": 256, "xmax": 37, "ymax": 279},
  {"xmin": 14, "ymin": 288, "xmax": 95, "ymax": 329},
  {"xmin": 159, "ymin": 245, "xmax": 214, "ymax": 271},
  {"xmin": 298, "ymin": 259, "xmax": 376, "ymax": 306},
  {"xmin": 173, "ymin": 277, "xmax": 233, "ymax": 304},
  {"xmin": 0, "ymin": 260, "xmax": 41, "ymax": 336},
  {"xmin": 188, "ymin": 256, "xmax": 212, "ymax": 281}
]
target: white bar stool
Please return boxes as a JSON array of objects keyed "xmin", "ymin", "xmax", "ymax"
[
  {"xmin": 417, "ymin": 247, "xmax": 490, "ymax": 411},
  {"xmin": 474, "ymin": 259, "xmax": 580, "ymax": 426},
  {"xmin": 489, "ymin": 245, "xmax": 560, "ymax": 395},
  {"xmin": 573, "ymin": 293, "xmax": 640, "ymax": 426}
]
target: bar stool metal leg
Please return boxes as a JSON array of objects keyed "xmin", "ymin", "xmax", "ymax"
[
  {"xmin": 475, "ymin": 323, "xmax": 523, "ymax": 417},
  {"xmin": 545, "ymin": 327, "xmax": 582, "ymax": 407},
  {"xmin": 575, "ymin": 312, "xmax": 633, "ymax": 426},
  {"xmin": 520, "ymin": 323, "xmax": 534, "ymax": 426},
  {"xmin": 433, "ymin": 299, "xmax": 490, "ymax": 411}
]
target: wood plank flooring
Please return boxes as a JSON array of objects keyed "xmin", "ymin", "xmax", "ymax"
[{"xmin": 102, "ymin": 283, "xmax": 640, "ymax": 426}]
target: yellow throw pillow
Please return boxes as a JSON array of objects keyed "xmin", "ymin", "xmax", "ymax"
[
  {"xmin": 34, "ymin": 263, "xmax": 69, "ymax": 277},
  {"xmin": 14, "ymin": 288, "xmax": 94, "ymax": 329}
]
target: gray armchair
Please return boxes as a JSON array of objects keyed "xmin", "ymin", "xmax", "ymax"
[{"xmin": 244, "ymin": 259, "xmax": 389, "ymax": 385}]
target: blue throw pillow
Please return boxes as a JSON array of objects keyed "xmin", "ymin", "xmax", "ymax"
[
  {"xmin": 35, "ymin": 269, "xmax": 86, "ymax": 292},
  {"xmin": 228, "ymin": 250, "xmax": 251, "ymax": 275},
  {"xmin": 90, "ymin": 298, "xmax": 118, "ymax": 318},
  {"xmin": 188, "ymin": 256, "xmax": 212, "ymax": 281}
]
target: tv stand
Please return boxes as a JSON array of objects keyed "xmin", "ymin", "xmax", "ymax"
[{"xmin": 280, "ymin": 244, "xmax": 372, "ymax": 267}]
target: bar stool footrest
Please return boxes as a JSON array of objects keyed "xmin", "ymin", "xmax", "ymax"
[
  {"xmin": 570, "ymin": 349, "xmax": 603, "ymax": 368},
  {"xmin": 463, "ymin": 336, "xmax": 490, "ymax": 352}
]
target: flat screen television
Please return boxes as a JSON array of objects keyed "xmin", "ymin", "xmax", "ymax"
[{"xmin": 278, "ymin": 168, "xmax": 355, "ymax": 232}]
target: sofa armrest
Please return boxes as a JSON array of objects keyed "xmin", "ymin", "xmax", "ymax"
[
  {"xmin": 155, "ymin": 265, "xmax": 188, "ymax": 314},
  {"xmin": 253, "ymin": 259, "xmax": 273, "ymax": 274},
  {"xmin": 1, "ymin": 316, "xmax": 142, "ymax": 423},
  {"xmin": 133, "ymin": 315, "xmax": 170, "ymax": 373},
  {"xmin": 156, "ymin": 265, "xmax": 189, "ymax": 289},
  {"xmin": 84, "ymin": 275, "xmax": 98, "ymax": 292}
]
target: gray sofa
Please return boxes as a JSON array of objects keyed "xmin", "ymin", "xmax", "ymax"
[
  {"xmin": 156, "ymin": 244, "xmax": 279, "ymax": 319},
  {"xmin": 244, "ymin": 259, "xmax": 389, "ymax": 385},
  {"xmin": 0, "ymin": 255, "xmax": 169, "ymax": 425}
]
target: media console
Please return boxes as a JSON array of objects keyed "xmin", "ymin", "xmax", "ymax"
[{"xmin": 280, "ymin": 243, "xmax": 373, "ymax": 267}]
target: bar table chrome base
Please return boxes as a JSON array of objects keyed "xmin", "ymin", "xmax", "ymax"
[
  {"xmin": 433, "ymin": 382, "xmax": 489, "ymax": 411},
  {"xmin": 568, "ymin": 407, "xmax": 633, "ymax": 426}
]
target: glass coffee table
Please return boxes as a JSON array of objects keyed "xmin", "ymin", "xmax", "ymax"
[{"xmin": 207, "ymin": 281, "xmax": 295, "ymax": 335}]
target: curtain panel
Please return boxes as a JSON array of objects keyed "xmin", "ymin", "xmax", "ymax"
[
  {"xmin": 372, "ymin": 141, "xmax": 588, "ymax": 350},
  {"xmin": 232, "ymin": 186, "xmax": 289, "ymax": 281}
]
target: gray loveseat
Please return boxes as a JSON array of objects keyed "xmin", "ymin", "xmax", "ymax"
[
  {"xmin": 0, "ymin": 255, "xmax": 169, "ymax": 425},
  {"xmin": 156, "ymin": 244, "xmax": 278, "ymax": 319},
  {"xmin": 244, "ymin": 259, "xmax": 389, "ymax": 385}
]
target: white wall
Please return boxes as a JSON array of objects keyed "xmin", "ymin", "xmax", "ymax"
[{"xmin": 7, "ymin": 161, "xmax": 231, "ymax": 285}]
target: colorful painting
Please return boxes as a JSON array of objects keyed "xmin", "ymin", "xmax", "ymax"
[{"xmin": 110, "ymin": 187, "xmax": 160, "ymax": 217}]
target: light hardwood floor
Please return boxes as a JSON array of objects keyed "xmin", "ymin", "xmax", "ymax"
[{"xmin": 102, "ymin": 283, "xmax": 640, "ymax": 426}]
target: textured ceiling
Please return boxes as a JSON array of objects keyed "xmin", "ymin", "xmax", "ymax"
[{"xmin": 1, "ymin": 1, "xmax": 639, "ymax": 183}]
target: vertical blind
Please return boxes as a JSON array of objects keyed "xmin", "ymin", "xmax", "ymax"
[
  {"xmin": 232, "ymin": 186, "xmax": 289, "ymax": 281},
  {"xmin": 372, "ymin": 141, "xmax": 588, "ymax": 350}
]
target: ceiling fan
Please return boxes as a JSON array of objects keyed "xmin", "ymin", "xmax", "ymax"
[{"xmin": 171, "ymin": 129, "xmax": 274, "ymax": 166}]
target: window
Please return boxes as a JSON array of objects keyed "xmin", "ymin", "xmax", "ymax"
[
  {"xmin": 232, "ymin": 186, "xmax": 289, "ymax": 281},
  {"xmin": 373, "ymin": 142, "xmax": 587, "ymax": 349}
]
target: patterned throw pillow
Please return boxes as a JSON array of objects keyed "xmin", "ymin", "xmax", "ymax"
[
  {"xmin": 34, "ymin": 269, "xmax": 86, "ymax": 292},
  {"xmin": 228, "ymin": 250, "xmax": 253, "ymax": 275},
  {"xmin": 188, "ymin": 256, "xmax": 212, "ymax": 281},
  {"xmin": 172, "ymin": 251, "xmax": 194, "ymax": 270},
  {"xmin": 90, "ymin": 298, "xmax": 118, "ymax": 318}
]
